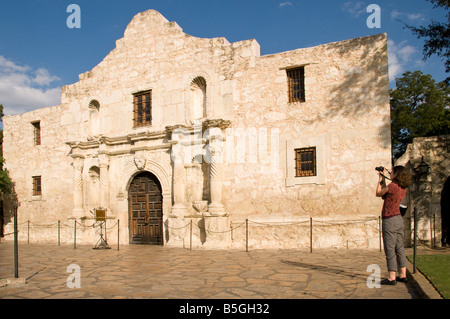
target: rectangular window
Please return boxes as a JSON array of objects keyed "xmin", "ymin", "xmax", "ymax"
[
  {"xmin": 287, "ymin": 67, "xmax": 305, "ymax": 103},
  {"xmin": 133, "ymin": 90, "xmax": 152, "ymax": 127},
  {"xmin": 32, "ymin": 121, "xmax": 41, "ymax": 146},
  {"xmin": 32, "ymin": 176, "xmax": 42, "ymax": 196},
  {"xmin": 295, "ymin": 147, "xmax": 316, "ymax": 177}
]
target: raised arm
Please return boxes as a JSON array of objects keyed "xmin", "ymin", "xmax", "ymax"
[{"xmin": 376, "ymin": 173, "xmax": 389, "ymax": 197}]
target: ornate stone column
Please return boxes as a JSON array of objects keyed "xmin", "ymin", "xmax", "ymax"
[
  {"xmin": 202, "ymin": 120, "xmax": 231, "ymax": 248},
  {"xmin": 71, "ymin": 154, "xmax": 85, "ymax": 218},
  {"xmin": 99, "ymin": 153, "xmax": 110, "ymax": 212},
  {"xmin": 208, "ymin": 136, "xmax": 225, "ymax": 215},
  {"xmin": 205, "ymin": 124, "xmax": 228, "ymax": 215},
  {"xmin": 203, "ymin": 138, "xmax": 231, "ymax": 246},
  {"xmin": 170, "ymin": 139, "xmax": 188, "ymax": 217}
]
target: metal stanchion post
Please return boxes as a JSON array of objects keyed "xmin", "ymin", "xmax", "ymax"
[
  {"xmin": 27, "ymin": 220, "xmax": 30, "ymax": 245},
  {"xmin": 58, "ymin": 220, "xmax": 60, "ymax": 246},
  {"xmin": 74, "ymin": 220, "xmax": 77, "ymax": 249},
  {"xmin": 190, "ymin": 220, "xmax": 192, "ymax": 251},
  {"xmin": 430, "ymin": 215, "xmax": 433, "ymax": 248},
  {"xmin": 160, "ymin": 219, "xmax": 163, "ymax": 247},
  {"xmin": 310, "ymin": 217, "xmax": 313, "ymax": 253},
  {"xmin": 14, "ymin": 206, "xmax": 19, "ymax": 278},
  {"xmin": 433, "ymin": 213, "xmax": 436, "ymax": 248},
  {"xmin": 246, "ymin": 219, "xmax": 249, "ymax": 252},
  {"xmin": 379, "ymin": 216, "xmax": 382, "ymax": 252},
  {"xmin": 413, "ymin": 206, "xmax": 417, "ymax": 274},
  {"xmin": 117, "ymin": 219, "xmax": 120, "ymax": 251}
]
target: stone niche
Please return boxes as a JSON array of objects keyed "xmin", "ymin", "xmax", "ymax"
[{"xmin": 166, "ymin": 119, "xmax": 232, "ymax": 248}]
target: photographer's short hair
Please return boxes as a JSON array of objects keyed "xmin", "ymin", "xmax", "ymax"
[{"xmin": 393, "ymin": 166, "xmax": 412, "ymax": 188}]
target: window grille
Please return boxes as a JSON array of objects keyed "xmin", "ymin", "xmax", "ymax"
[
  {"xmin": 32, "ymin": 176, "xmax": 42, "ymax": 196},
  {"xmin": 287, "ymin": 67, "xmax": 305, "ymax": 103},
  {"xmin": 295, "ymin": 147, "xmax": 316, "ymax": 177},
  {"xmin": 133, "ymin": 90, "xmax": 152, "ymax": 127},
  {"xmin": 32, "ymin": 121, "xmax": 41, "ymax": 146}
]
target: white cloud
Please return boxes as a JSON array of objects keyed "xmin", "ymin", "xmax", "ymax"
[
  {"xmin": 390, "ymin": 9, "xmax": 425, "ymax": 22},
  {"xmin": 0, "ymin": 56, "xmax": 61, "ymax": 116},
  {"xmin": 279, "ymin": 2, "xmax": 293, "ymax": 8},
  {"xmin": 341, "ymin": 1, "xmax": 367, "ymax": 17},
  {"xmin": 407, "ymin": 13, "xmax": 426, "ymax": 21},
  {"xmin": 387, "ymin": 39, "xmax": 418, "ymax": 82},
  {"xmin": 32, "ymin": 68, "xmax": 61, "ymax": 86},
  {"xmin": 0, "ymin": 56, "xmax": 30, "ymax": 73}
]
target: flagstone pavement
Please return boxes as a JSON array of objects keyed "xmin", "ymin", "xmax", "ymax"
[{"xmin": 0, "ymin": 242, "xmax": 445, "ymax": 299}]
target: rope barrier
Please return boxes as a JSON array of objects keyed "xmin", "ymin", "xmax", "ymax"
[
  {"xmin": 165, "ymin": 221, "xmax": 191, "ymax": 230},
  {"xmin": 106, "ymin": 221, "xmax": 119, "ymax": 230},
  {"xmin": 26, "ymin": 222, "xmax": 59, "ymax": 228},
  {"xmin": 74, "ymin": 220, "xmax": 98, "ymax": 228},
  {"xmin": 311, "ymin": 218, "xmax": 378, "ymax": 226},
  {"xmin": 231, "ymin": 221, "xmax": 247, "ymax": 230},
  {"xmin": 206, "ymin": 227, "xmax": 233, "ymax": 234},
  {"xmin": 5, "ymin": 215, "xmax": 436, "ymax": 251},
  {"xmin": 2, "ymin": 232, "xmax": 15, "ymax": 237},
  {"xmin": 247, "ymin": 219, "xmax": 310, "ymax": 226}
]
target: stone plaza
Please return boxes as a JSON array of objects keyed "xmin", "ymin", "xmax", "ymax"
[{"xmin": 2, "ymin": 242, "xmax": 443, "ymax": 300}]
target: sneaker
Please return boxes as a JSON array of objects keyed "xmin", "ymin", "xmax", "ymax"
[
  {"xmin": 396, "ymin": 276, "xmax": 408, "ymax": 283},
  {"xmin": 380, "ymin": 278, "xmax": 397, "ymax": 285}
]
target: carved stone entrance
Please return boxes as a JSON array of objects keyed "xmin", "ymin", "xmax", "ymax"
[{"xmin": 128, "ymin": 172, "xmax": 163, "ymax": 245}]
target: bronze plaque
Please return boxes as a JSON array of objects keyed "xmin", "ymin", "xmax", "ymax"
[{"xmin": 95, "ymin": 209, "xmax": 106, "ymax": 221}]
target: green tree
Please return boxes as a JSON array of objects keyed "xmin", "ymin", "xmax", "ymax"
[
  {"xmin": 0, "ymin": 104, "xmax": 12, "ymax": 194},
  {"xmin": 390, "ymin": 71, "xmax": 450, "ymax": 159},
  {"xmin": 405, "ymin": 0, "xmax": 450, "ymax": 83}
]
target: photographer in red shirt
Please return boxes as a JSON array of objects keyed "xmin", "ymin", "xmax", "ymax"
[{"xmin": 376, "ymin": 166, "xmax": 412, "ymax": 285}]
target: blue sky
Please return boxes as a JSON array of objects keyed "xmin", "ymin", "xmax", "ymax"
[{"xmin": 0, "ymin": 0, "xmax": 448, "ymax": 116}]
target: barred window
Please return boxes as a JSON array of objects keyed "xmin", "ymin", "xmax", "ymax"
[
  {"xmin": 287, "ymin": 67, "xmax": 305, "ymax": 103},
  {"xmin": 32, "ymin": 176, "xmax": 42, "ymax": 196},
  {"xmin": 295, "ymin": 147, "xmax": 316, "ymax": 177},
  {"xmin": 133, "ymin": 90, "xmax": 152, "ymax": 127},
  {"xmin": 32, "ymin": 121, "xmax": 41, "ymax": 146}
]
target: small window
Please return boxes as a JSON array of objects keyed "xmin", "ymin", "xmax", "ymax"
[
  {"xmin": 88, "ymin": 99, "xmax": 100, "ymax": 110},
  {"xmin": 32, "ymin": 121, "xmax": 41, "ymax": 146},
  {"xmin": 32, "ymin": 176, "xmax": 42, "ymax": 196},
  {"xmin": 133, "ymin": 90, "xmax": 152, "ymax": 127},
  {"xmin": 295, "ymin": 147, "xmax": 316, "ymax": 177},
  {"xmin": 287, "ymin": 67, "xmax": 305, "ymax": 103}
]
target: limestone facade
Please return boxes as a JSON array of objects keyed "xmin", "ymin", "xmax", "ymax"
[
  {"xmin": 396, "ymin": 135, "xmax": 450, "ymax": 247},
  {"xmin": 2, "ymin": 10, "xmax": 391, "ymax": 248}
]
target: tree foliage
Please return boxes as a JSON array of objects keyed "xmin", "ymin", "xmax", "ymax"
[
  {"xmin": 390, "ymin": 71, "xmax": 450, "ymax": 159},
  {"xmin": 405, "ymin": 0, "xmax": 450, "ymax": 83},
  {"xmin": 0, "ymin": 104, "xmax": 12, "ymax": 195}
]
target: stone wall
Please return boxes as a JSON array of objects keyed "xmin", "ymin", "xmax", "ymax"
[
  {"xmin": 2, "ymin": 10, "xmax": 391, "ymax": 249},
  {"xmin": 224, "ymin": 33, "xmax": 391, "ymax": 223},
  {"xmin": 396, "ymin": 135, "xmax": 450, "ymax": 247},
  {"xmin": 2, "ymin": 105, "xmax": 74, "ymax": 243}
]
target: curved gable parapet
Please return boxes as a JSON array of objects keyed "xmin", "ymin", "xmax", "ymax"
[
  {"xmin": 61, "ymin": 14, "xmax": 260, "ymax": 112},
  {"xmin": 124, "ymin": 9, "xmax": 181, "ymax": 38}
]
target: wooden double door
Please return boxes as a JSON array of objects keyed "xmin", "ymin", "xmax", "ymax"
[{"xmin": 128, "ymin": 172, "xmax": 163, "ymax": 245}]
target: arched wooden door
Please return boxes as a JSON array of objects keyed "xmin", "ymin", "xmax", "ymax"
[{"xmin": 128, "ymin": 172, "xmax": 163, "ymax": 245}]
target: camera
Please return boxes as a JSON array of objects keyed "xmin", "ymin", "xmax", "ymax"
[{"xmin": 375, "ymin": 166, "xmax": 385, "ymax": 172}]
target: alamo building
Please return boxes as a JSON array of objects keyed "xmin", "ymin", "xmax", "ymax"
[{"xmin": 1, "ymin": 10, "xmax": 391, "ymax": 249}]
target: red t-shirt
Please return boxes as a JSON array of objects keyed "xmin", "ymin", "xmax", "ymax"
[{"xmin": 382, "ymin": 182, "xmax": 407, "ymax": 219}]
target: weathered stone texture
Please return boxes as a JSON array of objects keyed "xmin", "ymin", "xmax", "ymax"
[
  {"xmin": 2, "ymin": 10, "xmax": 391, "ymax": 249},
  {"xmin": 396, "ymin": 135, "xmax": 450, "ymax": 247}
]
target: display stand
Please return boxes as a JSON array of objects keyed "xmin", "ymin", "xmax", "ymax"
[{"xmin": 93, "ymin": 208, "xmax": 111, "ymax": 250}]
